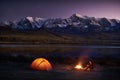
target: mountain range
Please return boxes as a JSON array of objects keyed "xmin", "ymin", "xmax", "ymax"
[
  {"xmin": 1, "ymin": 13, "xmax": 120, "ymax": 32},
  {"xmin": 0, "ymin": 13, "xmax": 120, "ymax": 45}
]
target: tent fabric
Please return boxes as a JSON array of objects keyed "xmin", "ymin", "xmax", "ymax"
[{"xmin": 30, "ymin": 58, "xmax": 52, "ymax": 71}]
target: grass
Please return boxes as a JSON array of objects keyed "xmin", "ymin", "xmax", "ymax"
[
  {"xmin": 0, "ymin": 26, "xmax": 120, "ymax": 46},
  {"xmin": 0, "ymin": 33, "xmax": 120, "ymax": 46}
]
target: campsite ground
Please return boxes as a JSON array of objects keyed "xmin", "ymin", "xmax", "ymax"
[
  {"xmin": 0, "ymin": 45, "xmax": 120, "ymax": 80},
  {"xmin": 0, "ymin": 61, "xmax": 120, "ymax": 80}
]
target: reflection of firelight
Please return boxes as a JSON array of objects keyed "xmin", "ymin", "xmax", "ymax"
[{"xmin": 74, "ymin": 64, "xmax": 83, "ymax": 69}]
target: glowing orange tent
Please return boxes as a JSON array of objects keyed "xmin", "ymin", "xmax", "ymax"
[{"xmin": 30, "ymin": 58, "xmax": 52, "ymax": 71}]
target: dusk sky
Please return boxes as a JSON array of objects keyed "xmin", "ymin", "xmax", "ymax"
[{"xmin": 0, "ymin": 0, "xmax": 120, "ymax": 21}]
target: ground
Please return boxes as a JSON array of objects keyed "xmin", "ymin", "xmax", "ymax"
[{"xmin": 0, "ymin": 61, "xmax": 120, "ymax": 80}]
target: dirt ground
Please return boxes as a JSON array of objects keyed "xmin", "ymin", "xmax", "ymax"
[{"xmin": 0, "ymin": 61, "xmax": 120, "ymax": 80}]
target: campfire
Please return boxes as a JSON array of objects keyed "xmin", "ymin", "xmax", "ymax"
[
  {"xmin": 74, "ymin": 50, "xmax": 94, "ymax": 71},
  {"xmin": 74, "ymin": 60, "xmax": 94, "ymax": 71},
  {"xmin": 74, "ymin": 63, "xmax": 83, "ymax": 70}
]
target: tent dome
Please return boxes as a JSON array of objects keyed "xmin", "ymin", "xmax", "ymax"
[{"xmin": 30, "ymin": 58, "xmax": 52, "ymax": 71}]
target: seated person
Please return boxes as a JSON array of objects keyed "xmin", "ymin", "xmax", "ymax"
[{"xmin": 80, "ymin": 55, "xmax": 94, "ymax": 71}]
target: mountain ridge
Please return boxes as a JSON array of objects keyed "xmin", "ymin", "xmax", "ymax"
[{"xmin": 1, "ymin": 13, "xmax": 120, "ymax": 33}]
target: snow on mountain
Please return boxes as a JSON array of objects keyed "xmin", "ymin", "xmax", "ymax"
[
  {"xmin": 1, "ymin": 13, "xmax": 120, "ymax": 32},
  {"xmin": 26, "ymin": 17, "xmax": 34, "ymax": 22},
  {"xmin": 71, "ymin": 13, "xmax": 85, "ymax": 19},
  {"xmin": 44, "ymin": 18, "xmax": 68, "ymax": 28},
  {"xmin": 10, "ymin": 17, "xmax": 46, "ymax": 30}
]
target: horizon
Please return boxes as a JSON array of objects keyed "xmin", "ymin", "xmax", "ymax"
[
  {"xmin": 1, "ymin": 13, "xmax": 120, "ymax": 22},
  {"xmin": 0, "ymin": 0, "xmax": 120, "ymax": 21}
]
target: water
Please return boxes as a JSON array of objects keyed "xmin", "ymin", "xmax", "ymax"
[{"xmin": 1, "ymin": 44, "xmax": 120, "ymax": 48}]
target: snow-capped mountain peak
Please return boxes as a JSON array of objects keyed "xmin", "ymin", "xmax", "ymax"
[
  {"xmin": 26, "ymin": 17, "xmax": 34, "ymax": 22},
  {"xmin": 35, "ymin": 17, "xmax": 45, "ymax": 21},
  {"xmin": 73, "ymin": 13, "xmax": 83, "ymax": 18}
]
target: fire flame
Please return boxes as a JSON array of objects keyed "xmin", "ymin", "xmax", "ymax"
[{"xmin": 74, "ymin": 63, "xmax": 83, "ymax": 70}]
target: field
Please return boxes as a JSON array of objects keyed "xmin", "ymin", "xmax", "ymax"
[{"xmin": 0, "ymin": 29, "xmax": 120, "ymax": 46}]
